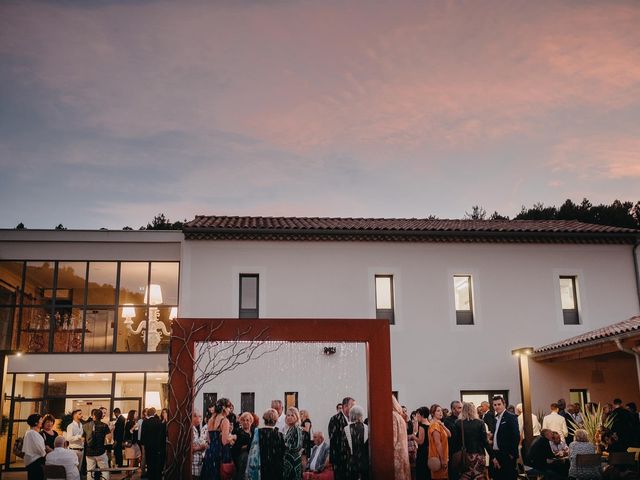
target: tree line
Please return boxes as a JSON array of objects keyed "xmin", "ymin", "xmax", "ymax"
[{"xmin": 13, "ymin": 199, "xmax": 640, "ymax": 230}]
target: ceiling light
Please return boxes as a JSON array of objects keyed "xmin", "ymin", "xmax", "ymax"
[{"xmin": 27, "ymin": 374, "xmax": 35, "ymax": 377}]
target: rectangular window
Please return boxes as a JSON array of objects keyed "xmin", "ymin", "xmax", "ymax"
[
  {"xmin": 375, "ymin": 275, "xmax": 395, "ymax": 324},
  {"xmin": 284, "ymin": 391, "xmax": 298, "ymax": 410},
  {"xmin": 569, "ymin": 389, "xmax": 589, "ymax": 407},
  {"xmin": 454, "ymin": 275, "xmax": 474, "ymax": 325},
  {"xmin": 241, "ymin": 392, "xmax": 255, "ymax": 413},
  {"xmin": 460, "ymin": 390, "xmax": 509, "ymax": 407},
  {"xmin": 560, "ymin": 276, "xmax": 579, "ymax": 325},
  {"xmin": 239, "ymin": 274, "xmax": 259, "ymax": 318}
]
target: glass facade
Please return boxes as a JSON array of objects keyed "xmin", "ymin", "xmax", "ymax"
[
  {"xmin": 0, "ymin": 261, "xmax": 179, "ymax": 353},
  {"xmin": 0, "ymin": 371, "xmax": 167, "ymax": 470}
]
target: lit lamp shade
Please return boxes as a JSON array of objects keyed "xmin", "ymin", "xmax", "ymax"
[
  {"xmin": 145, "ymin": 391, "xmax": 161, "ymax": 409},
  {"xmin": 169, "ymin": 307, "xmax": 178, "ymax": 320},
  {"xmin": 144, "ymin": 284, "xmax": 163, "ymax": 305},
  {"xmin": 122, "ymin": 304, "xmax": 136, "ymax": 319}
]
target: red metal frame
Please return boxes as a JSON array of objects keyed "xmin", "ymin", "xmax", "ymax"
[{"xmin": 167, "ymin": 318, "xmax": 394, "ymax": 479}]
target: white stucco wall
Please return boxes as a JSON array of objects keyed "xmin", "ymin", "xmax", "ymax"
[{"xmin": 182, "ymin": 240, "xmax": 639, "ymax": 411}]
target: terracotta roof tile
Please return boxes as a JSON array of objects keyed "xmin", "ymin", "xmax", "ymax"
[
  {"xmin": 184, "ymin": 216, "xmax": 638, "ymax": 234},
  {"xmin": 534, "ymin": 316, "xmax": 640, "ymax": 353}
]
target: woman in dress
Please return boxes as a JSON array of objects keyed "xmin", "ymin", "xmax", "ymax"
[
  {"xmin": 456, "ymin": 402, "xmax": 492, "ymax": 480},
  {"xmin": 300, "ymin": 409, "xmax": 312, "ymax": 459},
  {"xmin": 40, "ymin": 414, "xmax": 58, "ymax": 453},
  {"xmin": 428, "ymin": 404, "xmax": 451, "ymax": 480},
  {"xmin": 231, "ymin": 412, "xmax": 253, "ymax": 480},
  {"xmin": 392, "ymin": 395, "xmax": 411, "ymax": 480},
  {"xmin": 414, "ymin": 406, "xmax": 431, "ymax": 480},
  {"xmin": 283, "ymin": 407, "xmax": 303, "ymax": 480},
  {"xmin": 246, "ymin": 408, "xmax": 285, "ymax": 480},
  {"xmin": 344, "ymin": 404, "xmax": 369, "ymax": 480},
  {"xmin": 123, "ymin": 410, "xmax": 142, "ymax": 479},
  {"xmin": 201, "ymin": 397, "xmax": 235, "ymax": 480},
  {"xmin": 23, "ymin": 413, "xmax": 46, "ymax": 480}
]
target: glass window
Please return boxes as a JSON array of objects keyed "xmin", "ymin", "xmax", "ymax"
[
  {"xmin": 150, "ymin": 263, "xmax": 179, "ymax": 306},
  {"xmin": 13, "ymin": 373, "xmax": 45, "ymax": 398},
  {"xmin": 240, "ymin": 392, "xmax": 255, "ymax": 413},
  {"xmin": 0, "ymin": 261, "xmax": 23, "ymax": 305},
  {"xmin": 56, "ymin": 262, "xmax": 87, "ymax": 306},
  {"xmin": 239, "ymin": 274, "xmax": 259, "ymax": 318},
  {"xmin": 87, "ymin": 262, "xmax": 117, "ymax": 305},
  {"xmin": 149, "ymin": 306, "xmax": 173, "ymax": 352},
  {"xmin": 560, "ymin": 276, "xmax": 579, "ymax": 324},
  {"xmin": 0, "ymin": 307, "xmax": 19, "ymax": 350},
  {"xmin": 83, "ymin": 308, "xmax": 115, "ymax": 352},
  {"xmin": 48, "ymin": 373, "xmax": 112, "ymax": 396},
  {"xmin": 454, "ymin": 275, "xmax": 474, "ymax": 325},
  {"xmin": 119, "ymin": 262, "xmax": 149, "ymax": 305},
  {"xmin": 116, "ymin": 306, "xmax": 146, "ymax": 352},
  {"xmin": 23, "ymin": 262, "xmax": 55, "ymax": 306},
  {"xmin": 51, "ymin": 306, "xmax": 83, "ymax": 352},
  {"xmin": 285, "ymin": 391, "xmax": 298, "ymax": 409},
  {"xmin": 145, "ymin": 373, "xmax": 168, "ymax": 410},
  {"xmin": 375, "ymin": 275, "xmax": 394, "ymax": 324},
  {"xmin": 115, "ymin": 373, "xmax": 144, "ymax": 397},
  {"xmin": 19, "ymin": 307, "xmax": 52, "ymax": 353}
]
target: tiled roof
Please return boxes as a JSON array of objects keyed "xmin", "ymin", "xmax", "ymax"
[
  {"xmin": 183, "ymin": 216, "xmax": 638, "ymax": 243},
  {"xmin": 534, "ymin": 316, "xmax": 640, "ymax": 354}
]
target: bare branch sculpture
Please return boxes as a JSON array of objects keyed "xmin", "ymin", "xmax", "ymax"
[{"xmin": 165, "ymin": 320, "xmax": 282, "ymax": 479}]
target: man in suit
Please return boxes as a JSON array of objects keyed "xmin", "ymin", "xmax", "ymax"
[
  {"xmin": 525, "ymin": 429, "xmax": 564, "ymax": 480},
  {"xmin": 490, "ymin": 395, "xmax": 520, "ymax": 480},
  {"xmin": 610, "ymin": 398, "xmax": 638, "ymax": 451},
  {"xmin": 112, "ymin": 408, "xmax": 125, "ymax": 469},
  {"xmin": 481, "ymin": 401, "xmax": 497, "ymax": 433},
  {"xmin": 556, "ymin": 399, "xmax": 574, "ymax": 444},
  {"xmin": 303, "ymin": 431, "xmax": 330, "ymax": 479},
  {"xmin": 328, "ymin": 397, "xmax": 355, "ymax": 480},
  {"xmin": 140, "ymin": 407, "xmax": 167, "ymax": 480}
]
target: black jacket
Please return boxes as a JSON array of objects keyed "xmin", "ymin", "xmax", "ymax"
[
  {"xmin": 483, "ymin": 410, "xmax": 497, "ymax": 434},
  {"xmin": 83, "ymin": 420, "xmax": 110, "ymax": 457},
  {"xmin": 526, "ymin": 435, "xmax": 554, "ymax": 470},
  {"xmin": 493, "ymin": 410, "xmax": 520, "ymax": 458},
  {"xmin": 113, "ymin": 415, "xmax": 126, "ymax": 442},
  {"xmin": 140, "ymin": 416, "xmax": 167, "ymax": 455},
  {"xmin": 454, "ymin": 419, "xmax": 492, "ymax": 455}
]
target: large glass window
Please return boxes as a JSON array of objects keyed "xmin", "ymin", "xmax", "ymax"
[
  {"xmin": 454, "ymin": 275, "xmax": 474, "ymax": 325},
  {"xmin": 375, "ymin": 275, "xmax": 395, "ymax": 324},
  {"xmin": 560, "ymin": 276, "xmax": 579, "ymax": 325},
  {"xmin": 145, "ymin": 373, "xmax": 169, "ymax": 410},
  {"xmin": 3, "ymin": 260, "xmax": 178, "ymax": 353}
]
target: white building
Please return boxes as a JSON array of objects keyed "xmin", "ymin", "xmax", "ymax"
[{"xmin": 0, "ymin": 217, "xmax": 638, "ymax": 472}]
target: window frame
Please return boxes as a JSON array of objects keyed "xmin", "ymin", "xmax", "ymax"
[
  {"xmin": 238, "ymin": 274, "xmax": 259, "ymax": 319},
  {"xmin": 559, "ymin": 275, "xmax": 580, "ymax": 325},
  {"xmin": 453, "ymin": 274, "xmax": 474, "ymax": 325},
  {"xmin": 374, "ymin": 274, "xmax": 395, "ymax": 325}
]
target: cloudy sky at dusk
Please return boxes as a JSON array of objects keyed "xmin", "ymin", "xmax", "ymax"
[{"xmin": 1, "ymin": 0, "xmax": 639, "ymax": 229}]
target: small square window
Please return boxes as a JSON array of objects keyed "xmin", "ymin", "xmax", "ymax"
[
  {"xmin": 239, "ymin": 274, "xmax": 259, "ymax": 318},
  {"xmin": 560, "ymin": 276, "xmax": 579, "ymax": 325},
  {"xmin": 375, "ymin": 275, "xmax": 395, "ymax": 324},
  {"xmin": 284, "ymin": 391, "xmax": 298, "ymax": 409},
  {"xmin": 454, "ymin": 275, "xmax": 474, "ymax": 325}
]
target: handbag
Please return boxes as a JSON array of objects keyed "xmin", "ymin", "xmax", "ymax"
[
  {"xmin": 220, "ymin": 461, "xmax": 236, "ymax": 480},
  {"xmin": 428, "ymin": 456, "xmax": 442, "ymax": 472},
  {"xmin": 451, "ymin": 419, "xmax": 467, "ymax": 471}
]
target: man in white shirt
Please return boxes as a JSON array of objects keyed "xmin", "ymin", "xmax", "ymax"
[
  {"xmin": 46, "ymin": 436, "xmax": 80, "ymax": 480},
  {"xmin": 65, "ymin": 409, "xmax": 84, "ymax": 468},
  {"xmin": 542, "ymin": 403, "xmax": 569, "ymax": 440},
  {"xmin": 272, "ymin": 399, "xmax": 286, "ymax": 433},
  {"xmin": 516, "ymin": 403, "xmax": 541, "ymax": 439}
]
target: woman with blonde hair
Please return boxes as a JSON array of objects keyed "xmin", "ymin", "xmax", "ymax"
[
  {"xmin": 455, "ymin": 402, "xmax": 492, "ymax": 480},
  {"xmin": 283, "ymin": 407, "xmax": 304, "ymax": 480},
  {"xmin": 393, "ymin": 395, "xmax": 411, "ymax": 480}
]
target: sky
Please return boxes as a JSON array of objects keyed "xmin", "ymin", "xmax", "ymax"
[{"xmin": 1, "ymin": 0, "xmax": 639, "ymax": 229}]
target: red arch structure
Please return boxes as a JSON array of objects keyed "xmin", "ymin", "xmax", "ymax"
[{"xmin": 167, "ymin": 318, "xmax": 394, "ymax": 479}]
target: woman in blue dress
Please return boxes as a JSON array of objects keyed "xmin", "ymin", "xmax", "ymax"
[{"xmin": 201, "ymin": 398, "xmax": 234, "ymax": 480}]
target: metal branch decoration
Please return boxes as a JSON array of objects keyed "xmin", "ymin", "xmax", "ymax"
[{"xmin": 165, "ymin": 319, "xmax": 282, "ymax": 479}]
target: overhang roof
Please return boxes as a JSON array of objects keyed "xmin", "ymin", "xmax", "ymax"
[
  {"xmin": 183, "ymin": 216, "xmax": 639, "ymax": 243},
  {"xmin": 533, "ymin": 315, "xmax": 640, "ymax": 361}
]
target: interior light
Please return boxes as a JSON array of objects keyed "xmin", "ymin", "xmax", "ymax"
[
  {"xmin": 16, "ymin": 352, "xmax": 22, "ymax": 357},
  {"xmin": 101, "ymin": 378, "xmax": 109, "ymax": 381},
  {"xmin": 27, "ymin": 374, "xmax": 35, "ymax": 377},
  {"xmin": 86, "ymin": 373, "xmax": 94, "ymax": 377}
]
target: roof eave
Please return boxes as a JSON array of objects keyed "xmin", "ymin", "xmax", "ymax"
[{"xmin": 532, "ymin": 329, "xmax": 640, "ymax": 361}]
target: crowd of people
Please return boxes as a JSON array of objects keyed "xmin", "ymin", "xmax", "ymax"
[
  {"xmin": 19, "ymin": 405, "xmax": 170, "ymax": 480},
  {"xmin": 17, "ymin": 394, "xmax": 639, "ymax": 480}
]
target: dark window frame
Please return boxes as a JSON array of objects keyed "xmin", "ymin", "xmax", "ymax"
[
  {"xmin": 239, "ymin": 274, "xmax": 259, "ymax": 318},
  {"xmin": 374, "ymin": 274, "xmax": 395, "ymax": 325},
  {"xmin": 560, "ymin": 276, "xmax": 580, "ymax": 325},
  {"xmin": 284, "ymin": 391, "xmax": 299, "ymax": 410},
  {"xmin": 454, "ymin": 275, "xmax": 474, "ymax": 325},
  {"xmin": 240, "ymin": 392, "xmax": 256, "ymax": 413}
]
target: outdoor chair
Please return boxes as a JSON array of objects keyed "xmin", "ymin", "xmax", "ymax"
[
  {"xmin": 609, "ymin": 453, "xmax": 636, "ymax": 467},
  {"xmin": 43, "ymin": 464, "xmax": 67, "ymax": 479}
]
